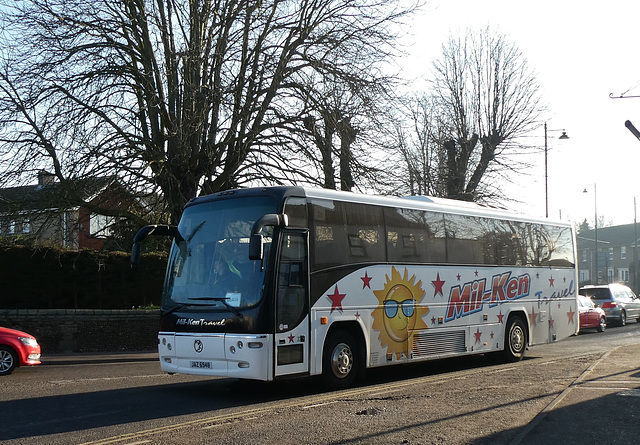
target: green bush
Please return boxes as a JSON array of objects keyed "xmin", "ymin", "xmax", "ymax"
[{"xmin": 0, "ymin": 243, "xmax": 167, "ymax": 309}]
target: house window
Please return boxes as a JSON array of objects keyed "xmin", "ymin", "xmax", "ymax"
[
  {"xmin": 581, "ymin": 250, "xmax": 587, "ymax": 263},
  {"xmin": 22, "ymin": 219, "xmax": 30, "ymax": 234},
  {"xmin": 608, "ymin": 248, "xmax": 614, "ymax": 261},
  {"xmin": 579, "ymin": 269, "xmax": 589, "ymax": 282},
  {"xmin": 619, "ymin": 268, "xmax": 629, "ymax": 282},
  {"xmin": 8, "ymin": 221, "xmax": 15, "ymax": 234},
  {"xmin": 89, "ymin": 214, "xmax": 114, "ymax": 238},
  {"xmin": 621, "ymin": 246, "xmax": 627, "ymax": 260}
]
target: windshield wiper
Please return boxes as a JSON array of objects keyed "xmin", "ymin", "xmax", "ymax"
[
  {"xmin": 188, "ymin": 297, "xmax": 243, "ymax": 318},
  {"xmin": 187, "ymin": 221, "xmax": 206, "ymax": 243},
  {"xmin": 162, "ymin": 301, "xmax": 216, "ymax": 316}
]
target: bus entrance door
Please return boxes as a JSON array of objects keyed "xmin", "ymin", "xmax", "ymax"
[{"xmin": 274, "ymin": 231, "xmax": 310, "ymax": 377}]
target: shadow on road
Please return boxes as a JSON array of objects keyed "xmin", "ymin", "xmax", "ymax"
[{"xmin": 0, "ymin": 353, "xmax": 510, "ymax": 441}]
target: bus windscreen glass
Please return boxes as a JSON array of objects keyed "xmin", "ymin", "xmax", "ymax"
[{"xmin": 162, "ymin": 197, "xmax": 276, "ymax": 311}]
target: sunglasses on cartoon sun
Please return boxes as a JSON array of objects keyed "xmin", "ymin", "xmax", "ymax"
[{"xmin": 383, "ymin": 299, "xmax": 416, "ymax": 318}]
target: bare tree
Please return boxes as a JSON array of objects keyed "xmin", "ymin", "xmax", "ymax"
[
  {"xmin": 0, "ymin": 0, "xmax": 415, "ymax": 224},
  {"xmin": 298, "ymin": 75, "xmax": 389, "ymax": 192},
  {"xmin": 390, "ymin": 94, "xmax": 448, "ymax": 196},
  {"xmin": 396, "ymin": 27, "xmax": 544, "ymax": 202}
]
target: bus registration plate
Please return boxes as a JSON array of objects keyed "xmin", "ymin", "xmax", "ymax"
[{"xmin": 190, "ymin": 361, "xmax": 212, "ymax": 369}]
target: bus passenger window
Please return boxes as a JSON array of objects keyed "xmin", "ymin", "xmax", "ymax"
[
  {"xmin": 537, "ymin": 225, "xmax": 574, "ymax": 267},
  {"xmin": 348, "ymin": 235, "xmax": 367, "ymax": 257},
  {"xmin": 445, "ymin": 214, "xmax": 492, "ymax": 265},
  {"xmin": 284, "ymin": 197, "xmax": 308, "ymax": 228},
  {"xmin": 385, "ymin": 207, "xmax": 446, "ymax": 264},
  {"xmin": 309, "ymin": 199, "xmax": 384, "ymax": 270},
  {"xmin": 402, "ymin": 234, "xmax": 417, "ymax": 257}
]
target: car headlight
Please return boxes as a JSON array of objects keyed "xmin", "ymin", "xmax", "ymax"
[{"xmin": 19, "ymin": 337, "xmax": 38, "ymax": 347}]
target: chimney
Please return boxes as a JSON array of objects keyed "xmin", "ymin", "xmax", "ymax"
[{"xmin": 37, "ymin": 170, "xmax": 56, "ymax": 186}]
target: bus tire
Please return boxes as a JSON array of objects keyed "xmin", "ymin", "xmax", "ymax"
[
  {"xmin": 322, "ymin": 331, "xmax": 359, "ymax": 389},
  {"xmin": 503, "ymin": 316, "xmax": 526, "ymax": 362}
]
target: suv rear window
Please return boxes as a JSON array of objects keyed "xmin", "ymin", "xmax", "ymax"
[{"xmin": 582, "ymin": 288, "xmax": 611, "ymax": 299}]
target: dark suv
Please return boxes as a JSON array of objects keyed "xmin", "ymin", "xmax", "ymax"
[{"xmin": 580, "ymin": 284, "xmax": 640, "ymax": 326}]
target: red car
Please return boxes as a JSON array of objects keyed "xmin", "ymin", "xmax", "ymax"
[
  {"xmin": 578, "ymin": 295, "xmax": 607, "ymax": 332},
  {"xmin": 0, "ymin": 327, "xmax": 41, "ymax": 375}
]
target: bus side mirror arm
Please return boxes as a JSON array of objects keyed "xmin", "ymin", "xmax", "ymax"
[
  {"xmin": 249, "ymin": 214, "xmax": 288, "ymax": 261},
  {"xmin": 131, "ymin": 225, "xmax": 182, "ymax": 265}
]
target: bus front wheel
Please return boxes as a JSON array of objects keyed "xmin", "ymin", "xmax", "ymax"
[
  {"xmin": 503, "ymin": 316, "xmax": 527, "ymax": 362},
  {"xmin": 323, "ymin": 331, "xmax": 359, "ymax": 389}
]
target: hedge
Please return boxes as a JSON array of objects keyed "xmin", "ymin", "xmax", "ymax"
[{"xmin": 0, "ymin": 244, "xmax": 167, "ymax": 309}]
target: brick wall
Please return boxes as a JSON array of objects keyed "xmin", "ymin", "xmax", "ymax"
[{"xmin": 0, "ymin": 309, "xmax": 159, "ymax": 353}]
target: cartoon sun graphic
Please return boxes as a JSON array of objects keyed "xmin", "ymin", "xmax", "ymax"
[{"xmin": 372, "ymin": 266, "xmax": 429, "ymax": 360}]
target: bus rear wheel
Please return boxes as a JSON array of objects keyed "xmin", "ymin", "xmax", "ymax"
[
  {"xmin": 323, "ymin": 331, "xmax": 359, "ymax": 389},
  {"xmin": 503, "ymin": 316, "xmax": 526, "ymax": 362}
]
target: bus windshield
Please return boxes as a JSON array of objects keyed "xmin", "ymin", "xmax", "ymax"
[{"xmin": 162, "ymin": 197, "xmax": 276, "ymax": 311}]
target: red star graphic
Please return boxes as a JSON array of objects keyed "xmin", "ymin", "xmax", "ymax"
[
  {"xmin": 432, "ymin": 273, "xmax": 445, "ymax": 297},
  {"xmin": 536, "ymin": 273, "xmax": 540, "ymax": 279},
  {"xmin": 530, "ymin": 306, "xmax": 538, "ymax": 326},
  {"xmin": 327, "ymin": 285, "xmax": 346, "ymax": 313},
  {"xmin": 474, "ymin": 270, "xmax": 479, "ymax": 277},
  {"xmin": 288, "ymin": 334, "xmax": 295, "ymax": 343},
  {"xmin": 497, "ymin": 311, "xmax": 505, "ymax": 323},
  {"xmin": 549, "ymin": 316, "xmax": 555, "ymax": 328},
  {"xmin": 355, "ymin": 312, "xmax": 361, "ymax": 320},
  {"xmin": 431, "ymin": 316, "xmax": 436, "ymax": 325},
  {"xmin": 490, "ymin": 331, "xmax": 495, "ymax": 339},
  {"xmin": 567, "ymin": 306, "xmax": 575, "ymax": 324},
  {"xmin": 361, "ymin": 272, "xmax": 372, "ymax": 289},
  {"xmin": 549, "ymin": 276, "xmax": 555, "ymax": 287},
  {"xmin": 474, "ymin": 328, "xmax": 482, "ymax": 342},
  {"xmin": 456, "ymin": 273, "xmax": 461, "ymax": 281}
]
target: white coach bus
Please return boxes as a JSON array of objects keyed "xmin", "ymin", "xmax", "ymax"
[{"xmin": 132, "ymin": 187, "xmax": 579, "ymax": 388}]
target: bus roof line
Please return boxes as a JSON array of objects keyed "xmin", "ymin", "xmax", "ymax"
[{"xmin": 300, "ymin": 187, "xmax": 569, "ymax": 227}]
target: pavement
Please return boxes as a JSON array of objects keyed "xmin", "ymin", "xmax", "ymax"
[
  {"xmin": 514, "ymin": 343, "xmax": 640, "ymax": 445},
  {"xmin": 41, "ymin": 350, "xmax": 158, "ymax": 365}
]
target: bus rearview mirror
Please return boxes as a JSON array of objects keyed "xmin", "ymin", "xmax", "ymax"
[
  {"xmin": 248, "ymin": 213, "xmax": 288, "ymax": 261},
  {"xmin": 249, "ymin": 233, "xmax": 264, "ymax": 260},
  {"xmin": 131, "ymin": 243, "xmax": 142, "ymax": 265},
  {"xmin": 131, "ymin": 224, "xmax": 182, "ymax": 265}
]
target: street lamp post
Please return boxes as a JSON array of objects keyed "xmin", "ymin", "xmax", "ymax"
[
  {"xmin": 634, "ymin": 197, "xmax": 638, "ymax": 292},
  {"xmin": 583, "ymin": 184, "xmax": 598, "ymax": 283},
  {"xmin": 544, "ymin": 122, "xmax": 570, "ymax": 218}
]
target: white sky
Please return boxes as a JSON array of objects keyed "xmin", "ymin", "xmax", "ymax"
[{"xmin": 399, "ymin": 0, "xmax": 640, "ymax": 227}]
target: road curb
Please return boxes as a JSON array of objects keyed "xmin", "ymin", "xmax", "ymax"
[{"xmin": 41, "ymin": 351, "xmax": 158, "ymax": 366}]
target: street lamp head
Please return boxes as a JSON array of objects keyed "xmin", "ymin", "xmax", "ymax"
[{"xmin": 559, "ymin": 131, "xmax": 569, "ymax": 140}]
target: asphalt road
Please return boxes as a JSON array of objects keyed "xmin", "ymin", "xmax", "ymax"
[{"xmin": 2, "ymin": 322, "xmax": 640, "ymax": 444}]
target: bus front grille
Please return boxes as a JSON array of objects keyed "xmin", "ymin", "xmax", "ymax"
[{"xmin": 411, "ymin": 329, "xmax": 466, "ymax": 357}]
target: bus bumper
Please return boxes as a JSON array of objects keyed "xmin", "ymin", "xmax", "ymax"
[{"xmin": 158, "ymin": 332, "xmax": 272, "ymax": 381}]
